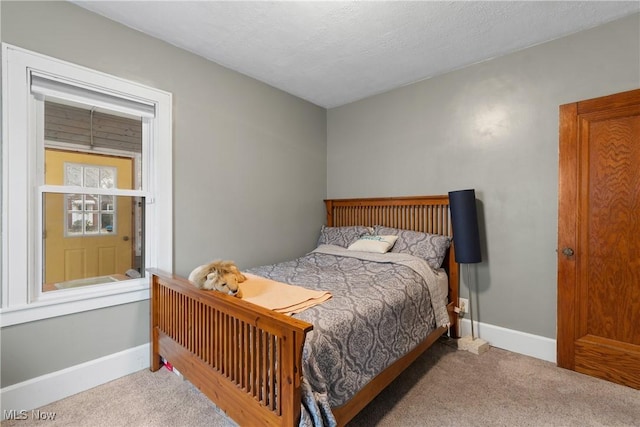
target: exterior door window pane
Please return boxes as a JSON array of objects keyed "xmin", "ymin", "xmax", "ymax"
[
  {"xmin": 85, "ymin": 167, "xmax": 99, "ymax": 188},
  {"xmin": 66, "ymin": 164, "xmax": 82, "ymax": 186}
]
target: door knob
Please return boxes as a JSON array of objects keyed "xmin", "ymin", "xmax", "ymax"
[
  {"xmin": 562, "ymin": 247, "xmax": 574, "ymax": 257},
  {"xmin": 123, "ymin": 236, "xmax": 130, "ymax": 241}
]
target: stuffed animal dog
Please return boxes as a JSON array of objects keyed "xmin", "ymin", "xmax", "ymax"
[{"xmin": 188, "ymin": 260, "xmax": 246, "ymax": 298}]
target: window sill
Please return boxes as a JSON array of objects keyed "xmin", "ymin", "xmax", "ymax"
[{"xmin": 0, "ymin": 279, "xmax": 150, "ymax": 327}]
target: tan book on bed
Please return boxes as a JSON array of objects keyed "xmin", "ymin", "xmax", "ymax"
[{"xmin": 240, "ymin": 273, "xmax": 332, "ymax": 315}]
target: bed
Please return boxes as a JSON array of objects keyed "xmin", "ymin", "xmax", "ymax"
[{"xmin": 149, "ymin": 195, "xmax": 460, "ymax": 426}]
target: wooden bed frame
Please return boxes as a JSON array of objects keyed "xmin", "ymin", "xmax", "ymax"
[{"xmin": 150, "ymin": 195, "xmax": 459, "ymax": 427}]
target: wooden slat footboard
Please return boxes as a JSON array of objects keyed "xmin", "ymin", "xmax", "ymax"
[{"xmin": 149, "ymin": 269, "xmax": 313, "ymax": 427}]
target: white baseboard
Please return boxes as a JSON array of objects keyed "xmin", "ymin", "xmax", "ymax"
[
  {"xmin": 0, "ymin": 323, "xmax": 555, "ymax": 419},
  {"xmin": 459, "ymin": 318, "xmax": 557, "ymax": 363},
  {"xmin": 1, "ymin": 343, "xmax": 150, "ymax": 419}
]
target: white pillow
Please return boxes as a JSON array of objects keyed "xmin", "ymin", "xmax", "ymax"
[{"xmin": 347, "ymin": 235, "xmax": 398, "ymax": 253}]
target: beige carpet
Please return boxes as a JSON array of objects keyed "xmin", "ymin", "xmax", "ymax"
[{"xmin": 3, "ymin": 339, "xmax": 639, "ymax": 427}]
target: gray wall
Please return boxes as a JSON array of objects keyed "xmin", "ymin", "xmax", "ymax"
[
  {"xmin": 1, "ymin": 1, "xmax": 326, "ymax": 387},
  {"xmin": 327, "ymin": 13, "xmax": 640, "ymax": 339},
  {"xmin": 1, "ymin": 303, "xmax": 149, "ymax": 386}
]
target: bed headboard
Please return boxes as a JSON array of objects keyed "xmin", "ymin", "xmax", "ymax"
[{"xmin": 324, "ymin": 195, "xmax": 459, "ymax": 337}]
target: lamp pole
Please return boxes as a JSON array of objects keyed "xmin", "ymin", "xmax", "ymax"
[{"xmin": 465, "ymin": 263, "xmax": 475, "ymax": 340}]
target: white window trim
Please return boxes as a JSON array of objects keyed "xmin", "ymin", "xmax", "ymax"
[{"xmin": 1, "ymin": 43, "xmax": 173, "ymax": 326}]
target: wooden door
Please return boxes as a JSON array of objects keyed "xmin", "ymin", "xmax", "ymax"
[
  {"xmin": 44, "ymin": 149, "xmax": 134, "ymax": 286},
  {"xmin": 557, "ymin": 88, "xmax": 640, "ymax": 389}
]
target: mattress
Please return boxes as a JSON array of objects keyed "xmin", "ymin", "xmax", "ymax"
[{"xmin": 247, "ymin": 244, "xmax": 449, "ymax": 426}]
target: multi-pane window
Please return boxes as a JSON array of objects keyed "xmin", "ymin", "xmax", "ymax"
[{"xmin": 65, "ymin": 164, "xmax": 117, "ymax": 236}]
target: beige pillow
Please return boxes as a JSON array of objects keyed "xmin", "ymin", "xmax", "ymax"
[{"xmin": 347, "ymin": 235, "xmax": 398, "ymax": 253}]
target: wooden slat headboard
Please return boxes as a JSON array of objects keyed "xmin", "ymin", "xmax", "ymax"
[
  {"xmin": 324, "ymin": 195, "xmax": 459, "ymax": 338},
  {"xmin": 325, "ymin": 195, "xmax": 451, "ymax": 234}
]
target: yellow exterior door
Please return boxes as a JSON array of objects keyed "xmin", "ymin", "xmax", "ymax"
[{"xmin": 44, "ymin": 149, "xmax": 134, "ymax": 287}]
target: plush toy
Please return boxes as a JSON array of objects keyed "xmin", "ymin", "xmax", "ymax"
[{"xmin": 188, "ymin": 260, "xmax": 246, "ymax": 298}]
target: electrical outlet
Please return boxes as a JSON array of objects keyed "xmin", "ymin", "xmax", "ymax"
[{"xmin": 458, "ymin": 298, "xmax": 469, "ymax": 315}]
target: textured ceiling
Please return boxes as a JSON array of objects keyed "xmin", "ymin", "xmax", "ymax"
[{"xmin": 73, "ymin": 1, "xmax": 640, "ymax": 108}]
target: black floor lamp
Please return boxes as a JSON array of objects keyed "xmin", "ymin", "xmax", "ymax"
[{"xmin": 448, "ymin": 189, "xmax": 489, "ymax": 354}]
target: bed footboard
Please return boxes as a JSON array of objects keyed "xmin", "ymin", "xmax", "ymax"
[{"xmin": 149, "ymin": 269, "xmax": 313, "ymax": 427}]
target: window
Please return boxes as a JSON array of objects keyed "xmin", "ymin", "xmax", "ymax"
[
  {"xmin": 1, "ymin": 44, "xmax": 172, "ymax": 325},
  {"xmin": 64, "ymin": 163, "xmax": 118, "ymax": 236}
]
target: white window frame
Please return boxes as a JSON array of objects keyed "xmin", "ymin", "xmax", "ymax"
[{"xmin": 1, "ymin": 43, "xmax": 173, "ymax": 326}]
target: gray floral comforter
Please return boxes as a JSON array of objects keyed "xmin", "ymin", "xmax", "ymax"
[{"xmin": 247, "ymin": 244, "xmax": 449, "ymax": 427}]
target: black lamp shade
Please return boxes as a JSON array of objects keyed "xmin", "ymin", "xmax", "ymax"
[{"xmin": 448, "ymin": 189, "xmax": 482, "ymax": 264}]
